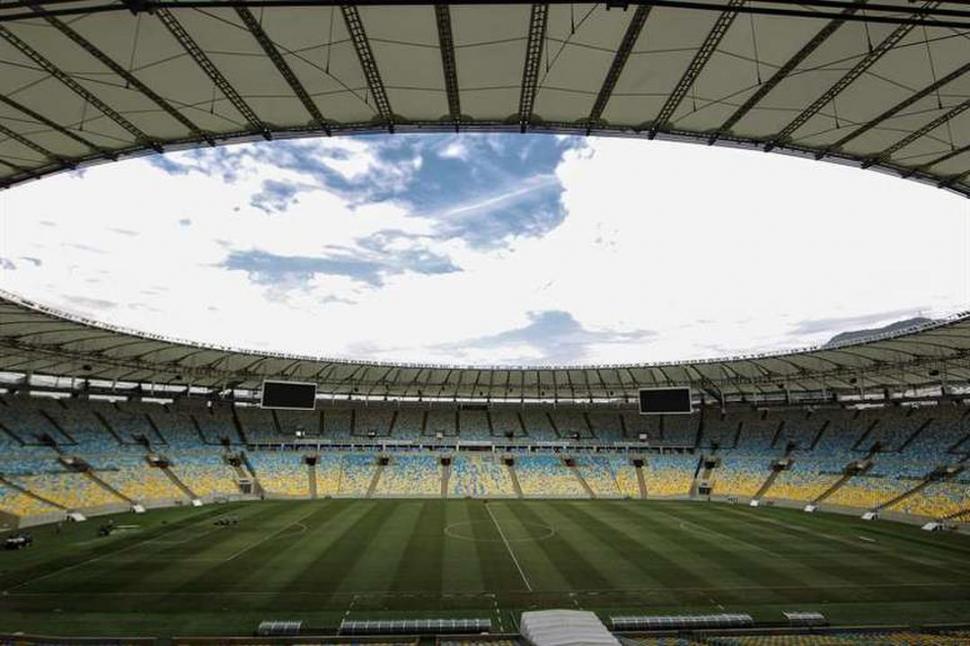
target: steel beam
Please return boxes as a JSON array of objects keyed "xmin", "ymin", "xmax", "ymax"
[
  {"xmin": 588, "ymin": 4, "xmax": 651, "ymax": 126},
  {"xmin": 517, "ymin": 3, "xmax": 548, "ymax": 132},
  {"xmin": 0, "ymin": 122, "xmax": 71, "ymax": 167},
  {"xmin": 0, "ymin": 24, "xmax": 160, "ymax": 150},
  {"xmin": 766, "ymin": 0, "xmax": 940, "ymax": 150},
  {"xmin": 0, "ymin": 95, "xmax": 110, "ymax": 156},
  {"xmin": 30, "ymin": 4, "xmax": 213, "ymax": 145},
  {"xmin": 822, "ymin": 60, "xmax": 970, "ymax": 157},
  {"xmin": 341, "ymin": 5, "xmax": 393, "ymax": 128},
  {"xmin": 155, "ymin": 7, "xmax": 269, "ymax": 137},
  {"xmin": 864, "ymin": 98, "xmax": 970, "ymax": 168},
  {"xmin": 235, "ymin": 6, "xmax": 329, "ymax": 133},
  {"xmin": 711, "ymin": 0, "xmax": 863, "ymax": 143},
  {"xmin": 650, "ymin": 0, "xmax": 744, "ymax": 137},
  {"xmin": 434, "ymin": 3, "xmax": 461, "ymax": 125}
]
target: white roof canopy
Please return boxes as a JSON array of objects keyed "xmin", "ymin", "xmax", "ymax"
[
  {"xmin": 0, "ymin": 1, "xmax": 968, "ymax": 195},
  {"xmin": 520, "ymin": 609, "xmax": 619, "ymax": 646},
  {"xmin": 2, "ymin": 290, "xmax": 969, "ymax": 401}
]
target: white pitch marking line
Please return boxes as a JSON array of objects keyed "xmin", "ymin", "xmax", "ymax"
[
  {"xmin": 223, "ymin": 507, "xmax": 318, "ymax": 562},
  {"xmin": 484, "ymin": 503, "xmax": 533, "ymax": 592},
  {"xmin": 7, "ymin": 510, "xmax": 237, "ymax": 592}
]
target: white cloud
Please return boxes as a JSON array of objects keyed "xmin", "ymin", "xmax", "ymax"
[{"xmin": 1, "ymin": 135, "xmax": 967, "ymax": 366}]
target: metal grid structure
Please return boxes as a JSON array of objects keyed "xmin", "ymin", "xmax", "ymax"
[
  {"xmin": 338, "ymin": 617, "xmax": 491, "ymax": 635},
  {"xmin": 2, "ymin": 290, "xmax": 969, "ymax": 402},
  {"xmin": 610, "ymin": 613, "xmax": 755, "ymax": 630},
  {"xmin": 0, "ymin": 1, "xmax": 967, "ymax": 195}
]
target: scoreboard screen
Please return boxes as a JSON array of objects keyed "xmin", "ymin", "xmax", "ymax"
[
  {"xmin": 638, "ymin": 387, "xmax": 692, "ymax": 415},
  {"xmin": 260, "ymin": 380, "xmax": 317, "ymax": 410}
]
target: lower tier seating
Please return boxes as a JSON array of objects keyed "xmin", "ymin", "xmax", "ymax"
[
  {"xmin": 449, "ymin": 455, "xmax": 515, "ymax": 497},
  {"xmin": 375, "ymin": 455, "xmax": 440, "ymax": 496},
  {"xmin": 516, "ymin": 455, "xmax": 585, "ymax": 497}
]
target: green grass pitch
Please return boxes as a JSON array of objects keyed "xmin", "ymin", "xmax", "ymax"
[{"xmin": 0, "ymin": 499, "xmax": 968, "ymax": 637}]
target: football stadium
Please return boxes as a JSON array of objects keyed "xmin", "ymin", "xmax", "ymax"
[{"xmin": 1, "ymin": 0, "xmax": 970, "ymax": 643}]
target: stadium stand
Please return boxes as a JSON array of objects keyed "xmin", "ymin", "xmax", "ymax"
[
  {"xmin": 248, "ymin": 451, "xmax": 309, "ymax": 497},
  {"xmin": 458, "ymin": 409, "xmax": 492, "ymax": 440},
  {"xmin": 375, "ymin": 454, "xmax": 440, "ymax": 496},
  {"xmin": 449, "ymin": 454, "xmax": 516, "ymax": 497},
  {"xmin": 644, "ymin": 454, "xmax": 695, "ymax": 497},
  {"xmin": 356, "ymin": 408, "xmax": 394, "ymax": 437},
  {"xmin": 578, "ymin": 456, "xmax": 622, "ymax": 497},
  {"xmin": 0, "ymin": 480, "xmax": 61, "ymax": 517},
  {"xmin": 0, "ymin": 396, "xmax": 967, "ymax": 520},
  {"xmin": 715, "ymin": 455, "xmax": 772, "ymax": 498},
  {"xmin": 338, "ymin": 453, "xmax": 377, "ymax": 496},
  {"xmin": 890, "ymin": 479, "xmax": 969, "ymax": 519},
  {"xmin": 825, "ymin": 476, "xmax": 916, "ymax": 510},
  {"xmin": 516, "ymin": 455, "xmax": 586, "ymax": 497}
]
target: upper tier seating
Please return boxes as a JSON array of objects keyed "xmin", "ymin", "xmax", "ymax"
[
  {"xmin": 426, "ymin": 410, "xmax": 457, "ymax": 437},
  {"xmin": 490, "ymin": 410, "xmax": 524, "ymax": 438},
  {"xmin": 734, "ymin": 411, "xmax": 779, "ymax": 453},
  {"xmin": 458, "ymin": 410, "xmax": 491, "ymax": 440},
  {"xmin": 520, "ymin": 411, "xmax": 558, "ymax": 441},
  {"xmin": 620, "ymin": 413, "xmax": 662, "ymax": 443},
  {"xmin": 356, "ymin": 408, "xmax": 393, "ymax": 437},
  {"xmin": 587, "ymin": 412, "xmax": 622, "ymax": 442},
  {"xmin": 551, "ymin": 411, "xmax": 593, "ymax": 439},
  {"xmin": 392, "ymin": 410, "xmax": 424, "ymax": 438},
  {"xmin": 323, "ymin": 409, "xmax": 353, "ymax": 440}
]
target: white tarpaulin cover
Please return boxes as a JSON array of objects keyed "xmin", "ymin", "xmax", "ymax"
[{"xmin": 520, "ymin": 609, "xmax": 619, "ymax": 646}]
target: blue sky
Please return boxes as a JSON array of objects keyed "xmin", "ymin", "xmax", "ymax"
[{"xmin": 0, "ymin": 133, "xmax": 968, "ymax": 365}]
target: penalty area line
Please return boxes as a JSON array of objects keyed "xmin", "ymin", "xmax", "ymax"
[{"xmin": 484, "ymin": 503, "xmax": 533, "ymax": 592}]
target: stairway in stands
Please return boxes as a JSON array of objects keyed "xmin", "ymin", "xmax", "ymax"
[
  {"xmin": 565, "ymin": 457, "xmax": 594, "ymax": 498},
  {"xmin": 878, "ymin": 465, "xmax": 965, "ymax": 512},
  {"xmin": 307, "ymin": 458, "xmax": 318, "ymax": 499},
  {"xmin": 84, "ymin": 470, "xmax": 133, "ymax": 506},
  {"xmin": 0, "ymin": 475, "xmax": 66, "ymax": 512},
  {"xmin": 161, "ymin": 464, "xmax": 198, "ymax": 501},
  {"xmin": 812, "ymin": 458, "xmax": 873, "ymax": 506},
  {"xmin": 505, "ymin": 458, "xmax": 523, "ymax": 498},
  {"xmin": 440, "ymin": 458, "xmax": 451, "ymax": 498},
  {"xmin": 753, "ymin": 448, "xmax": 796, "ymax": 501},
  {"xmin": 634, "ymin": 461, "xmax": 648, "ymax": 499},
  {"xmin": 366, "ymin": 460, "xmax": 385, "ymax": 498}
]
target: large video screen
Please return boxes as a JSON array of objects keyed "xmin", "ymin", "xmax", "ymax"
[
  {"xmin": 638, "ymin": 387, "xmax": 692, "ymax": 415},
  {"xmin": 260, "ymin": 380, "xmax": 317, "ymax": 410}
]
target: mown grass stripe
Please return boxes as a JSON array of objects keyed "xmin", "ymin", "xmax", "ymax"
[
  {"xmin": 502, "ymin": 500, "xmax": 612, "ymax": 593},
  {"xmin": 391, "ymin": 500, "xmax": 446, "ymax": 594}
]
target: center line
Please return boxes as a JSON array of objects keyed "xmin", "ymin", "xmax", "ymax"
[{"xmin": 484, "ymin": 503, "xmax": 533, "ymax": 592}]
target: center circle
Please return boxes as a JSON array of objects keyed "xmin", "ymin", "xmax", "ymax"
[{"xmin": 444, "ymin": 521, "xmax": 556, "ymax": 543}]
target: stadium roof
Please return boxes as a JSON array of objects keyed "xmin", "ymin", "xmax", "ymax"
[
  {"xmin": 0, "ymin": 0, "xmax": 968, "ymax": 196},
  {"xmin": 2, "ymin": 290, "xmax": 969, "ymax": 401}
]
